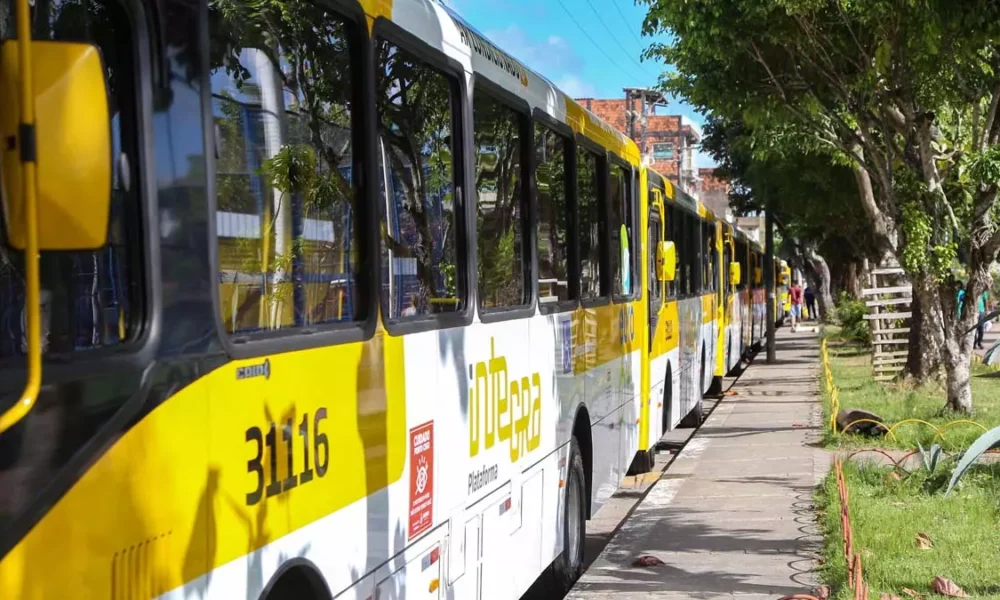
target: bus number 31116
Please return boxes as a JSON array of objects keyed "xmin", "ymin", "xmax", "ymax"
[{"xmin": 245, "ymin": 409, "xmax": 329, "ymax": 505}]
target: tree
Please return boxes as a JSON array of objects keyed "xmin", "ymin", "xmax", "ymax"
[
  {"xmin": 702, "ymin": 116, "xmax": 879, "ymax": 321},
  {"xmin": 643, "ymin": 0, "xmax": 1000, "ymax": 412}
]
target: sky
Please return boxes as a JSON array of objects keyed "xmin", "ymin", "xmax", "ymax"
[{"xmin": 442, "ymin": 0, "xmax": 716, "ymax": 167}]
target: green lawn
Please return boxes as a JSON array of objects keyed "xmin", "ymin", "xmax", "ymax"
[
  {"xmin": 818, "ymin": 459, "xmax": 1000, "ymax": 600},
  {"xmin": 822, "ymin": 327, "xmax": 1000, "ymax": 451}
]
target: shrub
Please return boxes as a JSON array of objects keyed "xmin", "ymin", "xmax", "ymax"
[{"xmin": 836, "ymin": 291, "xmax": 871, "ymax": 344}]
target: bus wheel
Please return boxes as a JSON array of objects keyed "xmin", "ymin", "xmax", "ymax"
[
  {"xmin": 708, "ymin": 375, "xmax": 723, "ymax": 396},
  {"xmin": 679, "ymin": 399, "xmax": 703, "ymax": 428},
  {"xmin": 261, "ymin": 561, "xmax": 331, "ymax": 600},
  {"xmin": 661, "ymin": 364, "xmax": 673, "ymax": 435},
  {"xmin": 680, "ymin": 350, "xmax": 706, "ymax": 428},
  {"xmin": 542, "ymin": 437, "xmax": 587, "ymax": 593}
]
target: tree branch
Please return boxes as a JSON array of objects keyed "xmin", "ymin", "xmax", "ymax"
[
  {"xmin": 984, "ymin": 81, "xmax": 1000, "ymax": 149},
  {"xmin": 849, "ymin": 143, "xmax": 896, "ymax": 253}
]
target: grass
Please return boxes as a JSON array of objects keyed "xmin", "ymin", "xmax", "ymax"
[
  {"xmin": 818, "ymin": 459, "xmax": 1000, "ymax": 599},
  {"xmin": 821, "ymin": 326, "xmax": 1000, "ymax": 451}
]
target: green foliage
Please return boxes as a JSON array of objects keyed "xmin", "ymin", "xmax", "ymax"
[
  {"xmin": 640, "ymin": 1, "xmax": 1000, "ymax": 408},
  {"xmin": 917, "ymin": 441, "xmax": 944, "ymax": 474},
  {"xmin": 263, "ymin": 144, "xmax": 317, "ymax": 196},
  {"xmin": 968, "ymin": 145, "xmax": 1000, "ymax": 188},
  {"xmin": 899, "ymin": 200, "xmax": 934, "ymax": 276},
  {"xmin": 946, "ymin": 424, "xmax": 1000, "ymax": 495},
  {"xmin": 835, "ymin": 292, "xmax": 870, "ymax": 344},
  {"xmin": 822, "ymin": 332, "xmax": 1000, "ymax": 451},
  {"xmin": 819, "ymin": 460, "xmax": 1000, "ymax": 599}
]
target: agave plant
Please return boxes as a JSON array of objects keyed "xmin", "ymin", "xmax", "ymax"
[
  {"xmin": 946, "ymin": 425, "xmax": 1000, "ymax": 495},
  {"xmin": 918, "ymin": 442, "xmax": 944, "ymax": 474}
]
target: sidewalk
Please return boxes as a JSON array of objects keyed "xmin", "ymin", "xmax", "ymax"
[{"xmin": 568, "ymin": 328, "xmax": 830, "ymax": 600}]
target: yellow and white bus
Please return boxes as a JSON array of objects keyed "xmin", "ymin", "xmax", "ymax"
[
  {"xmin": 778, "ymin": 260, "xmax": 791, "ymax": 323},
  {"xmin": 0, "ymin": 0, "xmax": 770, "ymax": 598}
]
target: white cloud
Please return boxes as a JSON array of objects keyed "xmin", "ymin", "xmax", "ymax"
[
  {"xmin": 480, "ymin": 24, "xmax": 596, "ymax": 97},
  {"xmin": 554, "ymin": 74, "xmax": 597, "ymax": 99},
  {"xmin": 483, "ymin": 24, "xmax": 582, "ymax": 75}
]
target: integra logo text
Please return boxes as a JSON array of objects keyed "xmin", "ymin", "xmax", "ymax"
[{"xmin": 236, "ymin": 359, "xmax": 271, "ymax": 381}]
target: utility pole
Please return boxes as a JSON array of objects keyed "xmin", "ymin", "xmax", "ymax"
[
  {"xmin": 765, "ymin": 207, "xmax": 777, "ymax": 363},
  {"xmin": 623, "ymin": 88, "xmax": 667, "ymax": 164}
]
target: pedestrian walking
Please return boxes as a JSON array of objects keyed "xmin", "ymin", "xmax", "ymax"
[
  {"xmin": 789, "ymin": 280, "xmax": 803, "ymax": 331},
  {"xmin": 804, "ymin": 286, "xmax": 817, "ymax": 321},
  {"xmin": 975, "ymin": 289, "xmax": 989, "ymax": 349}
]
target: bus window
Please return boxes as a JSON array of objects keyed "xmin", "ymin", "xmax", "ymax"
[
  {"xmin": 666, "ymin": 204, "xmax": 680, "ymax": 298},
  {"xmin": 376, "ymin": 41, "xmax": 463, "ymax": 320},
  {"xmin": 703, "ymin": 222, "xmax": 715, "ymax": 293},
  {"xmin": 682, "ymin": 212, "xmax": 700, "ymax": 296},
  {"xmin": 211, "ymin": 6, "xmax": 363, "ymax": 334},
  {"xmin": 647, "ymin": 202, "xmax": 662, "ymax": 306},
  {"xmin": 0, "ymin": 0, "xmax": 141, "ymax": 536},
  {"xmin": 737, "ymin": 240, "xmax": 748, "ymax": 290},
  {"xmin": 609, "ymin": 163, "xmax": 634, "ymax": 298},
  {"xmin": 0, "ymin": 0, "xmax": 141, "ymax": 358},
  {"xmin": 473, "ymin": 88, "xmax": 530, "ymax": 311},
  {"xmin": 535, "ymin": 125, "xmax": 571, "ymax": 305},
  {"xmin": 723, "ymin": 229, "xmax": 733, "ymax": 295},
  {"xmin": 577, "ymin": 147, "xmax": 603, "ymax": 300}
]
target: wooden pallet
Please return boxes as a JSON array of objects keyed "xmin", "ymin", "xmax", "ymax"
[{"xmin": 863, "ymin": 259, "xmax": 911, "ymax": 383}]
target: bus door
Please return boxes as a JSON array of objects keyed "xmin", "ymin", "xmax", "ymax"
[
  {"xmin": 645, "ymin": 188, "xmax": 669, "ymax": 443},
  {"xmin": 647, "ymin": 194, "xmax": 664, "ymax": 348}
]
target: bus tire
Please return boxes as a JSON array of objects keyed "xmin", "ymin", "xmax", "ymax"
[
  {"xmin": 661, "ymin": 364, "xmax": 673, "ymax": 435},
  {"xmin": 681, "ymin": 350, "xmax": 706, "ymax": 428},
  {"xmin": 261, "ymin": 560, "xmax": 331, "ymax": 600},
  {"xmin": 541, "ymin": 437, "xmax": 587, "ymax": 594},
  {"xmin": 679, "ymin": 399, "xmax": 703, "ymax": 428},
  {"xmin": 708, "ymin": 375, "xmax": 723, "ymax": 396}
]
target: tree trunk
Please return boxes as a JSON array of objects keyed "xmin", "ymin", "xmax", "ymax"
[
  {"xmin": 942, "ymin": 264, "xmax": 992, "ymax": 413},
  {"xmin": 942, "ymin": 332, "xmax": 974, "ymax": 414},
  {"xmin": 904, "ymin": 275, "xmax": 944, "ymax": 384},
  {"xmin": 845, "ymin": 262, "xmax": 862, "ymax": 298},
  {"xmin": 805, "ymin": 250, "xmax": 835, "ymax": 321}
]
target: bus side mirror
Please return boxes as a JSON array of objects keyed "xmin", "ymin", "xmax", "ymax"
[
  {"xmin": 1, "ymin": 40, "xmax": 112, "ymax": 250},
  {"xmin": 657, "ymin": 240, "xmax": 676, "ymax": 282},
  {"xmin": 729, "ymin": 262, "xmax": 741, "ymax": 286}
]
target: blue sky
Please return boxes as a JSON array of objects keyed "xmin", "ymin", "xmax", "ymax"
[{"xmin": 443, "ymin": 0, "xmax": 715, "ymax": 166}]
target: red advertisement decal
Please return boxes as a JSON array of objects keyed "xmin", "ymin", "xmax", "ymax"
[{"xmin": 408, "ymin": 421, "xmax": 434, "ymax": 539}]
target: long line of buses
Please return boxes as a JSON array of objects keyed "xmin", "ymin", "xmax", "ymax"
[{"xmin": 0, "ymin": 0, "xmax": 791, "ymax": 598}]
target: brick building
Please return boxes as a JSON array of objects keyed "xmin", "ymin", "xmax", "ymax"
[
  {"xmin": 698, "ymin": 167, "xmax": 731, "ymax": 220},
  {"xmin": 576, "ymin": 97, "xmax": 703, "ymax": 197}
]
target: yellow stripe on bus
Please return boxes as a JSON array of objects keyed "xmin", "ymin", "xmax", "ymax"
[{"xmin": 1, "ymin": 334, "xmax": 407, "ymax": 599}]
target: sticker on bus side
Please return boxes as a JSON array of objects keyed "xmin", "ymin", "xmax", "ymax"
[
  {"xmin": 408, "ymin": 421, "xmax": 434, "ymax": 540},
  {"xmin": 561, "ymin": 319, "xmax": 572, "ymax": 374}
]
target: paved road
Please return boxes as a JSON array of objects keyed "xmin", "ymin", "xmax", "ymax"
[{"xmin": 566, "ymin": 328, "xmax": 828, "ymax": 600}]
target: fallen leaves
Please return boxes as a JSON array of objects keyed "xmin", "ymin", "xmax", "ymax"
[
  {"xmin": 931, "ymin": 576, "xmax": 969, "ymax": 598},
  {"xmin": 915, "ymin": 532, "xmax": 933, "ymax": 550},
  {"xmin": 879, "ymin": 594, "xmax": 901, "ymax": 600},
  {"xmin": 813, "ymin": 585, "xmax": 830, "ymax": 600},
  {"xmin": 900, "ymin": 588, "xmax": 922, "ymax": 600},
  {"xmin": 631, "ymin": 555, "xmax": 664, "ymax": 568}
]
